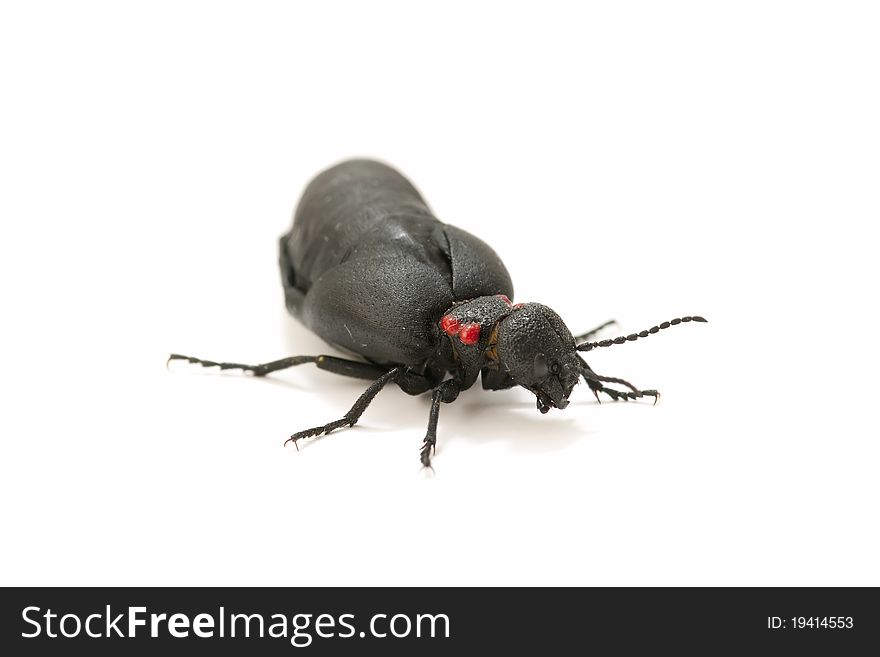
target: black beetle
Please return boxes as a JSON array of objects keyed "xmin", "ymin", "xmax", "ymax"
[{"xmin": 170, "ymin": 159, "xmax": 706, "ymax": 468}]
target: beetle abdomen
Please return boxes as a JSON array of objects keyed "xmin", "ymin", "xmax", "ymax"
[
  {"xmin": 279, "ymin": 159, "xmax": 514, "ymax": 366},
  {"xmin": 285, "ymin": 159, "xmax": 441, "ymax": 291}
]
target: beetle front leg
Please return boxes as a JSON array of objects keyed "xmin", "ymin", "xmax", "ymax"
[
  {"xmin": 286, "ymin": 367, "xmax": 402, "ymax": 448},
  {"xmin": 420, "ymin": 380, "xmax": 461, "ymax": 469},
  {"xmin": 578, "ymin": 356, "xmax": 659, "ymax": 405},
  {"xmin": 587, "ymin": 380, "xmax": 659, "ymax": 404}
]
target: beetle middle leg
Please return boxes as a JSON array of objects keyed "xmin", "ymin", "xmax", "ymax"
[
  {"xmin": 420, "ymin": 379, "xmax": 461, "ymax": 469},
  {"xmin": 285, "ymin": 367, "xmax": 403, "ymax": 448}
]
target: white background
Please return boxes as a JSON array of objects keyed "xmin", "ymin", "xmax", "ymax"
[{"xmin": 2, "ymin": 1, "xmax": 878, "ymax": 586}]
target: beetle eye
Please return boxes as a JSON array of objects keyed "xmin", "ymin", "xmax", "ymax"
[
  {"xmin": 550, "ymin": 362, "xmax": 560, "ymax": 375},
  {"xmin": 533, "ymin": 353, "xmax": 548, "ymax": 378}
]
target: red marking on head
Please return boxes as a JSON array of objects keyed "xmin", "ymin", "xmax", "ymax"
[
  {"xmin": 496, "ymin": 294, "xmax": 512, "ymax": 306},
  {"xmin": 513, "ymin": 303, "xmax": 525, "ymax": 310},
  {"xmin": 459, "ymin": 323, "xmax": 481, "ymax": 345},
  {"xmin": 440, "ymin": 315, "xmax": 461, "ymax": 336}
]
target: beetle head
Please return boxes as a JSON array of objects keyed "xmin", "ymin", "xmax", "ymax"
[{"xmin": 495, "ymin": 303, "xmax": 581, "ymax": 413}]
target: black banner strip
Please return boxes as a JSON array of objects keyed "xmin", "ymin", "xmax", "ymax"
[{"xmin": 1, "ymin": 587, "xmax": 876, "ymax": 654}]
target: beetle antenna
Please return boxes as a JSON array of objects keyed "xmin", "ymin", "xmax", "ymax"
[{"xmin": 577, "ymin": 316, "xmax": 707, "ymax": 352}]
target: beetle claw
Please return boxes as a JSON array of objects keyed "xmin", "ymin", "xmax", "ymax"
[
  {"xmin": 286, "ymin": 417, "xmax": 350, "ymax": 449},
  {"xmin": 419, "ymin": 440, "xmax": 435, "ymax": 469}
]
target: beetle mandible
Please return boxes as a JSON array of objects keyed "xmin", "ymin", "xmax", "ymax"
[{"xmin": 170, "ymin": 159, "xmax": 706, "ymax": 468}]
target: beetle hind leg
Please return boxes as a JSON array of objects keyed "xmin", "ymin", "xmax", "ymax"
[
  {"xmin": 168, "ymin": 353, "xmax": 319, "ymax": 376},
  {"xmin": 168, "ymin": 353, "xmax": 386, "ymax": 380}
]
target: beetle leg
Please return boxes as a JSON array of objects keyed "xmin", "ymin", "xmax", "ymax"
[
  {"xmin": 591, "ymin": 385, "xmax": 660, "ymax": 405},
  {"xmin": 285, "ymin": 367, "xmax": 402, "ymax": 448},
  {"xmin": 167, "ymin": 353, "xmax": 385, "ymax": 380},
  {"xmin": 578, "ymin": 356, "xmax": 660, "ymax": 405},
  {"xmin": 420, "ymin": 380, "xmax": 461, "ymax": 469},
  {"xmin": 572, "ymin": 319, "xmax": 617, "ymax": 343}
]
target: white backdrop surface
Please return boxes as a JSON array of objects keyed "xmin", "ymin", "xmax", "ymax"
[{"xmin": 1, "ymin": 1, "xmax": 877, "ymax": 586}]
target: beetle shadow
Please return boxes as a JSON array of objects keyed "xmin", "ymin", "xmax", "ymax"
[
  {"xmin": 429, "ymin": 392, "xmax": 593, "ymax": 455},
  {"xmin": 273, "ymin": 313, "xmax": 599, "ymax": 456},
  {"xmin": 264, "ymin": 384, "xmax": 593, "ymax": 458}
]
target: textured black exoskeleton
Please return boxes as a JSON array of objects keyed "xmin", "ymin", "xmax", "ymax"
[{"xmin": 170, "ymin": 159, "xmax": 706, "ymax": 467}]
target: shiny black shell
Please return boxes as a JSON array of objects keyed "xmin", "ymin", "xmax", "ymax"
[{"xmin": 279, "ymin": 159, "xmax": 513, "ymax": 367}]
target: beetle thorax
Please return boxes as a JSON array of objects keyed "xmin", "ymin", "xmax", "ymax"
[{"xmin": 437, "ymin": 294, "xmax": 518, "ymax": 384}]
